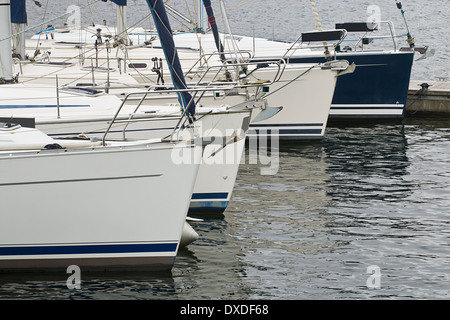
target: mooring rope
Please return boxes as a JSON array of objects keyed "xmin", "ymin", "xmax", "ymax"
[{"xmin": 309, "ymin": 0, "xmax": 332, "ymax": 61}]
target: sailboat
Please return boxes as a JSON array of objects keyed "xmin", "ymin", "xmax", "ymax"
[
  {"xmin": 0, "ymin": 119, "xmax": 202, "ymax": 272},
  {"xmin": 20, "ymin": 0, "xmax": 350, "ymax": 141},
  {"xmin": 164, "ymin": 0, "xmax": 426, "ymax": 124},
  {"xmin": 0, "ymin": 1, "xmax": 206, "ymax": 272},
  {"xmin": 2, "ymin": 0, "xmax": 276, "ymax": 215}
]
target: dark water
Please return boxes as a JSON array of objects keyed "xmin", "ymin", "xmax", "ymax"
[{"xmin": 2, "ymin": 1, "xmax": 449, "ymax": 300}]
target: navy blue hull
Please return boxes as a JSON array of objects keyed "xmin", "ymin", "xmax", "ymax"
[{"xmin": 288, "ymin": 51, "xmax": 415, "ymax": 123}]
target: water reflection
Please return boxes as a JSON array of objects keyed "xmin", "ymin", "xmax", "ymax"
[
  {"xmin": 0, "ymin": 270, "xmax": 176, "ymax": 300},
  {"xmin": 322, "ymin": 124, "xmax": 412, "ymax": 203},
  {"xmin": 173, "ymin": 218, "xmax": 253, "ymax": 299},
  {"xmin": 225, "ymin": 143, "xmax": 343, "ymax": 298}
]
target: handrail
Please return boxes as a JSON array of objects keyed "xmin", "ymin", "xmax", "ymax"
[
  {"xmin": 184, "ymin": 50, "xmax": 254, "ymax": 78},
  {"xmin": 353, "ymin": 21, "xmax": 398, "ymax": 52},
  {"xmin": 283, "ymin": 29, "xmax": 347, "ymax": 60},
  {"xmin": 190, "ymin": 59, "xmax": 287, "ymax": 88},
  {"xmin": 117, "ymin": 58, "xmax": 284, "ymax": 139},
  {"xmin": 101, "ymin": 85, "xmax": 242, "ymax": 146},
  {"xmin": 283, "ymin": 20, "xmax": 400, "ymax": 58}
]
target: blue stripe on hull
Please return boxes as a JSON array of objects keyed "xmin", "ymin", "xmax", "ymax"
[
  {"xmin": 189, "ymin": 201, "xmax": 229, "ymax": 213},
  {"xmin": 0, "ymin": 243, "xmax": 178, "ymax": 256},
  {"xmin": 249, "ymin": 128, "xmax": 323, "ymax": 134},
  {"xmin": 191, "ymin": 192, "xmax": 229, "ymax": 200},
  {"xmin": 250, "ymin": 123, "xmax": 323, "ymax": 127},
  {"xmin": 189, "ymin": 193, "xmax": 230, "ymax": 213},
  {"xmin": 248, "ymin": 123, "xmax": 325, "ymax": 140},
  {"xmin": 330, "ymin": 106, "xmax": 405, "ymax": 110}
]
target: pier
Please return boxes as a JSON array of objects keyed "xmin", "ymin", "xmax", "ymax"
[{"xmin": 406, "ymin": 80, "xmax": 450, "ymax": 116}]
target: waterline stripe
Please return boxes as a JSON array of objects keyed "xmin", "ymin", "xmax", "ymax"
[
  {"xmin": 331, "ymin": 106, "xmax": 404, "ymax": 110},
  {"xmin": 249, "ymin": 123, "xmax": 323, "ymax": 127},
  {"xmin": 191, "ymin": 192, "xmax": 228, "ymax": 200},
  {"xmin": 249, "ymin": 128, "xmax": 323, "ymax": 135},
  {"xmin": 0, "ymin": 243, "xmax": 178, "ymax": 256},
  {"xmin": 189, "ymin": 200, "xmax": 229, "ymax": 212}
]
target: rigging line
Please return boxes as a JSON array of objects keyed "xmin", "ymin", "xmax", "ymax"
[
  {"xmin": 182, "ymin": 0, "xmax": 194, "ymax": 26},
  {"xmin": 264, "ymin": 65, "xmax": 316, "ymax": 98},
  {"xmin": 216, "ymin": 0, "xmax": 255, "ymax": 15},
  {"xmin": 126, "ymin": 13, "xmax": 152, "ymax": 34},
  {"xmin": 93, "ymin": 0, "xmax": 115, "ymax": 36},
  {"xmin": 116, "ymin": 4, "xmax": 129, "ymax": 41},
  {"xmin": 86, "ymin": 0, "xmax": 96, "ymax": 26},
  {"xmin": 149, "ymin": 0, "xmax": 189, "ymax": 90},
  {"xmin": 33, "ymin": 0, "xmax": 50, "ymax": 56},
  {"xmin": 218, "ymin": 0, "xmax": 246, "ymax": 76},
  {"xmin": 144, "ymin": 2, "xmax": 152, "ymax": 32},
  {"xmin": 166, "ymin": 13, "xmax": 192, "ymax": 31},
  {"xmin": 0, "ymin": 0, "xmax": 104, "ymax": 43},
  {"xmin": 21, "ymin": 45, "xmax": 107, "ymax": 84}
]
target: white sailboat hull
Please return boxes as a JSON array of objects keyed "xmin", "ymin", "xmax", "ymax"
[
  {"xmin": 246, "ymin": 64, "xmax": 338, "ymax": 140},
  {"xmin": 0, "ymin": 85, "xmax": 253, "ymax": 213},
  {"xmin": 0, "ymin": 129, "xmax": 201, "ymax": 272}
]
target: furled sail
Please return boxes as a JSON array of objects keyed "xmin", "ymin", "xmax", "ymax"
[
  {"xmin": 202, "ymin": 0, "xmax": 225, "ymax": 63},
  {"xmin": 102, "ymin": 0, "xmax": 127, "ymax": 5},
  {"xmin": 10, "ymin": 0, "xmax": 27, "ymax": 24},
  {"xmin": 145, "ymin": 0, "xmax": 195, "ymax": 115}
]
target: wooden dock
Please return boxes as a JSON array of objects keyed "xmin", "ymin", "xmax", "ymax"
[{"xmin": 406, "ymin": 80, "xmax": 450, "ymax": 116}]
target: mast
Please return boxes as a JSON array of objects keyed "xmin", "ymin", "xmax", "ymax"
[
  {"xmin": 10, "ymin": 0, "xmax": 26, "ymax": 60},
  {"xmin": 197, "ymin": 0, "xmax": 206, "ymax": 32},
  {"xmin": 0, "ymin": 0, "xmax": 13, "ymax": 83},
  {"xmin": 218, "ymin": 0, "xmax": 245, "ymax": 79},
  {"xmin": 144, "ymin": 0, "xmax": 195, "ymax": 115},
  {"xmin": 115, "ymin": 0, "xmax": 129, "ymax": 45},
  {"xmin": 202, "ymin": 0, "xmax": 225, "ymax": 63}
]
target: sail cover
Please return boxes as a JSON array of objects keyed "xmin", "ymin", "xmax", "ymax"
[
  {"xmin": 10, "ymin": 0, "xmax": 27, "ymax": 24},
  {"xmin": 202, "ymin": 0, "xmax": 225, "ymax": 62},
  {"xmin": 145, "ymin": 0, "xmax": 195, "ymax": 115},
  {"xmin": 102, "ymin": 0, "xmax": 127, "ymax": 5}
]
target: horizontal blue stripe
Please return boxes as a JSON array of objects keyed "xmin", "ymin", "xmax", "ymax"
[
  {"xmin": 249, "ymin": 129, "xmax": 323, "ymax": 135},
  {"xmin": 331, "ymin": 106, "xmax": 404, "ymax": 110},
  {"xmin": 0, "ymin": 243, "xmax": 177, "ymax": 256},
  {"xmin": 249, "ymin": 123, "xmax": 323, "ymax": 127},
  {"xmin": 329, "ymin": 114, "xmax": 404, "ymax": 119},
  {"xmin": 189, "ymin": 201, "xmax": 229, "ymax": 212},
  {"xmin": 191, "ymin": 192, "xmax": 229, "ymax": 200},
  {"xmin": 0, "ymin": 105, "xmax": 90, "ymax": 109}
]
